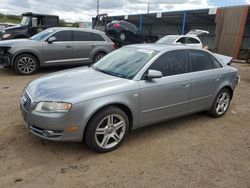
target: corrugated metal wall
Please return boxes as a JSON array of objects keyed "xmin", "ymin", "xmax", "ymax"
[
  {"xmin": 141, "ymin": 25, "xmax": 181, "ymax": 37},
  {"xmin": 214, "ymin": 6, "xmax": 248, "ymax": 57},
  {"xmin": 107, "ymin": 6, "xmax": 250, "ymax": 56},
  {"xmin": 242, "ymin": 24, "xmax": 250, "ymax": 49}
]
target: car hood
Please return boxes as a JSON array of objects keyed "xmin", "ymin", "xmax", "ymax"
[
  {"xmin": 26, "ymin": 67, "xmax": 138, "ymax": 103},
  {"xmin": 0, "ymin": 38, "xmax": 39, "ymax": 47},
  {"xmin": 2, "ymin": 25, "xmax": 26, "ymax": 32}
]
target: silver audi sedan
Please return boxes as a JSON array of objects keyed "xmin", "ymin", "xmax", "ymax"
[{"xmin": 20, "ymin": 44, "xmax": 239, "ymax": 152}]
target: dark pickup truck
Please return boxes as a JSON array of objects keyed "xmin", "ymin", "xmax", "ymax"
[{"xmin": 0, "ymin": 12, "xmax": 59, "ymax": 40}]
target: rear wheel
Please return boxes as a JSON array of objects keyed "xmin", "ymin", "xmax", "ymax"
[
  {"xmin": 84, "ymin": 106, "xmax": 129, "ymax": 153},
  {"xmin": 93, "ymin": 52, "xmax": 106, "ymax": 63},
  {"xmin": 13, "ymin": 54, "xmax": 38, "ymax": 75},
  {"xmin": 208, "ymin": 88, "xmax": 231, "ymax": 117}
]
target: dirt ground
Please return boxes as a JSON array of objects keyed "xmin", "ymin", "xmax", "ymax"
[{"xmin": 0, "ymin": 64, "xmax": 250, "ymax": 188}]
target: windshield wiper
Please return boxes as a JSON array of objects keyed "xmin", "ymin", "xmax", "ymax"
[{"xmin": 93, "ymin": 66, "xmax": 127, "ymax": 79}]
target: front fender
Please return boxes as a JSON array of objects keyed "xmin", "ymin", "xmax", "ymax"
[
  {"xmin": 74, "ymin": 90, "xmax": 140, "ymax": 138},
  {"xmin": 9, "ymin": 48, "xmax": 42, "ymax": 65}
]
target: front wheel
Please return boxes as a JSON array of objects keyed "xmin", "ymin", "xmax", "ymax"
[
  {"xmin": 208, "ymin": 88, "xmax": 231, "ymax": 118},
  {"xmin": 13, "ymin": 54, "xmax": 38, "ymax": 75},
  {"xmin": 84, "ymin": 106, "xmax": 129, "ymax": 153}
]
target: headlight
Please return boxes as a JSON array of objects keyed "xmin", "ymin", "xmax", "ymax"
[
  {"xmin": 2, "ymin": 33, "xmax": 12, "ymax": 39},
  {"xmin": 35, "ymin": 101, "xmax": 72, "ymax": 113}
]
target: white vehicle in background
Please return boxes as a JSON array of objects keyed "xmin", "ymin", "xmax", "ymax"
[{"xmin": 156, "ymin": 29, "xmax": 209, "ymax": 49}]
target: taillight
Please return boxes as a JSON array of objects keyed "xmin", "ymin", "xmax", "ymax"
[{"xmin": 113, "ymin": 23, "xmax": 121, "ymax": 28}]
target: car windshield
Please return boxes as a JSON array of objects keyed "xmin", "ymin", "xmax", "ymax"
[
  {"xmin": 30, "ymin": 29, "xmax": 56, "ymax": 41},
  {"xmin": 93, "ymin": 47, "xmax": 158, "ymax": 79},
  {"xmin": 156, "ymin": 36, "xmax": 178, "ymax": 44},
  {"xmin": 20, "ymin": 16, "xmax": 31, "ymax": 26}
]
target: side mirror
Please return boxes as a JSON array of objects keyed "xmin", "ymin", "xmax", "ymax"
[
  {"xmin": 146, "ymin": 69, "xmax": 163, "ymax": 80},
  {"xmin": 47, "ymin": 36, "xmax": 56, "ymax": 43},
  {"xmin": 176, "ymin": 42, "xmax": 182, "ymax": 45}
]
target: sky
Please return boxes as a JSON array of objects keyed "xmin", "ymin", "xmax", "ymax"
[{"xmin": 0, "ymin": 0, "xmax": 249, "ymax": 22}]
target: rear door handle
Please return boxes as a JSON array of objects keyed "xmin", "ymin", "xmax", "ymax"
[
  {"xmin": 181, "ymin": 82, "xmax": 191, "ymax": 88},
  {"xmin": 66, "ymin": 45, "xmax": 72, "ymax": 48}
]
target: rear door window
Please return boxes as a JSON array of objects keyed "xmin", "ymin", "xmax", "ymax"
[
  {"xmin": 73, "ymin": 31, "xmax": 91, "ymax": 41},
  {"xmin": 188, "ymin": 50, "xmax": 213, "ymax": 72},
  {"xmin": 73, "ymin": 31, "xmax": 105, "ymax": 41}
]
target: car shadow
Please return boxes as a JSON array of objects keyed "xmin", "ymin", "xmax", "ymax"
[{"xmin": 26, "ymin": 112, "xmax": 210, "ymax": 156}]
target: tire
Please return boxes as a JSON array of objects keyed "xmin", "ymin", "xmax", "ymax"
[
  {"xmin": 84, "ymin": 106, "xmax": 129, "ymax": 153},
  {"xmin": 13, "ymin": 53, "xmax": 39, "ymax": 75},
  {"xmin": 93, "ymin": 52, "xmax": 106, "ymax": 63},
  {"xmin": 208, "ymin": 88, "xmax": 232, "ymax": 118}
]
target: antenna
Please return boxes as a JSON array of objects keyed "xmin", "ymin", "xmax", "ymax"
[
  {"xmin": 97, "ymin": 0, "xmax": 99, "ymax": 15},
  {"xmin": 147, "ymin": 0, "xmax": 150, "ymax": 13}
]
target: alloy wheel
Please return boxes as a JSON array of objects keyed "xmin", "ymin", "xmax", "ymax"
[
  {"xmin": 17, "ymin": 57, "xmax": 36, "ymax": 74},
  {"xmin": 95, "ymin": 114, "xmax": 126, "ymax": 149},
  {"xmin": 215, "ymin": 92, "xmax": 230, "ymax": 115},
  {"xmin": 95, "ymin": 54, "xmax": 103, "ymax": 62}
]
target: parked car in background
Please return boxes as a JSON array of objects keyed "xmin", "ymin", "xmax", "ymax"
[
  {"xmin": 93, "ymin": 14, "xmax": 159, "ymax": 47},
  {"xmin": 156, "ymin": 29, "xmax": 209, "ymax": 48},
  {"xmin": 0, "ymin": 12, "xmax": 59, "ymax": 40},
  {"xmin": 20, "ymin": 44, "xmax": 239, "ymax": 153},
  {"xmin": 0, "ymin": 27, "xmax": 114, "ymax": 74}
]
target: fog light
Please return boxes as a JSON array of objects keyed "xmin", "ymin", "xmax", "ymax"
[
  {"xmin": 43, "ymin": 130, "xmax": 54, "ymax": 137},
  {"xmin": 66, "ymin": 126, "xmax": 78, "ymax": 132}
]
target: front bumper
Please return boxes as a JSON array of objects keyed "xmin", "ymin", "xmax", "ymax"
[
  {"xmin": 0, "ymin": 55, "xmax": 10, "ymax": 66},
  {"xmin": 20, "ymin": 97, "xmax": 85, "ymax": 142}
]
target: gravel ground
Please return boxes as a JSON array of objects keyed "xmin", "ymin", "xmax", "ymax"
[{"xmin": 0, "ymin": 64, "xmax": 249, "ymax": 188}]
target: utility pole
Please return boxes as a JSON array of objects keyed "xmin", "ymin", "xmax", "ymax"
[
  {"xmin": 147, "ymin": 0, "xmax": 150, "ymax": 13},
  {"xmin": 97, "ymin": 0, "xmax": 99, "ymax": 15}
]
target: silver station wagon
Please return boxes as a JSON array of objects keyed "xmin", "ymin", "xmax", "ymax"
[{"xmin": 20, "ymin": 44, "xmax": 239, "ymax": 152}]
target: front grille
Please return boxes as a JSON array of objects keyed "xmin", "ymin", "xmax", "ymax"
[{"xmin": 22, "ymin": 91, "xmax": 32, "ymax": 112}]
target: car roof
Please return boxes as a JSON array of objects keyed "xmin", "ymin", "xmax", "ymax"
[
  {"xmin": 125, "ymin": 43, "xmax": 203, "ymax": 52},
  {"xmin": 22, "ymin": 12, "xmax": 59, "ymax": 18},
  {"xmin": 48, "ymin": 27, "xmax": 106, "ymax": 35}
]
